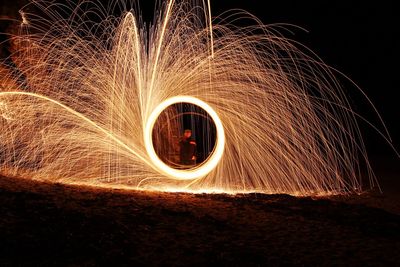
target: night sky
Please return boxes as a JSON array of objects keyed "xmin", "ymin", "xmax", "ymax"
[
  {"xmin": 1, "ymin": 0, "xmax": 398, "ymax": 157},
  {"xmin": 220, "ymin": 0, "xmax": 399, "ymax": 158}
]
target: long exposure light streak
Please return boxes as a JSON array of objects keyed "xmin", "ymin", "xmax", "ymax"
[
  {"xmin": 0, "ymin": 0, "xmax": 388, "ymax": 195},
  {"xmin": 144, "ymin": 95, "xmax": 224, "ymax": 180}
]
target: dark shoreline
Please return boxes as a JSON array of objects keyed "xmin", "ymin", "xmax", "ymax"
[{"xmin": 1, "ymin": 175, "xmax": 399, "ymax": 266}]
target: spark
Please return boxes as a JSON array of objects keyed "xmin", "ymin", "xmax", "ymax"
[
  {"xmin": 19, "ymin": 11, "xmax": 29, "ymax": 26},
  {"xmin": 0, "ymin": 101, "xmax": 14, "ymax": 120},
  {"xmin": 0, "ymin": 0, "xmax": 386, "ymax": 195}
]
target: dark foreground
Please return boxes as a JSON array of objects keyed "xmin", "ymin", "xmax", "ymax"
[{"xmin": 1, "ymin": 176, "xmax": 399, "ymax": 266}]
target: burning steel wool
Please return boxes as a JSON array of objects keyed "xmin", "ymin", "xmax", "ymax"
[{"xmin": 0, "ymin": 0, "xmax": 388, "ymax": 195}]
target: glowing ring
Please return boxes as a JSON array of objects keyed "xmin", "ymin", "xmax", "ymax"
[{"xmin": 144, "ymin": 96, "xmax": 225, "ymax": 180}]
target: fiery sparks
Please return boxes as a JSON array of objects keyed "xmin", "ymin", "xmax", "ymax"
[{"xmin": 0, "ymin": 0, "xmax": 385, "ymax": 195}]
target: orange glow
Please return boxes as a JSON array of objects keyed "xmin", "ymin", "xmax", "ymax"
[{"xmin": 0, "ymin": 0, "xmax": 386, "ymax": 195}]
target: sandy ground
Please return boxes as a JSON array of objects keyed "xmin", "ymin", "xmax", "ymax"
[{"xmin": 1, "ymin": 174, "xmax": 399, "ymax": 266}]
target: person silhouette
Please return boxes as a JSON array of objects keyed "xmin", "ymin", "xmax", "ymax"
[{"xmin": 179, "ymin": 129, "xmax": 196, "ymax": 167}]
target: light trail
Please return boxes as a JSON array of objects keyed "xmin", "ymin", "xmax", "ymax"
[
  {"xmin": 0, "ymin": 0, "xmax": 388, "ymax": 195},
  {"xmin": 144, "ymin": 95, "xmax": 225, "ymax": 180}
]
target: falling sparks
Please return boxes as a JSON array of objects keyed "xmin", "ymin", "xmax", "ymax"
[{"xmin": 0, "ymin": 0, "xmax": 385, "ymax": 195}]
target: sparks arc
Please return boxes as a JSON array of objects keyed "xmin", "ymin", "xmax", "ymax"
[{"xmin": 0, "ymin": 0, "xmax": 389, "ymax": 195}]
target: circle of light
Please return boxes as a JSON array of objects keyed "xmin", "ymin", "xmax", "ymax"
[{"xmin": 144, "ymin": 96, "xmax": 225, "ymax": 180}]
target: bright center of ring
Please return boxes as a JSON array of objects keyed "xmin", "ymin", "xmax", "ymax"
[{"xmin": 144, "ymin": 96, "xmax": 225, "ymax": 180}]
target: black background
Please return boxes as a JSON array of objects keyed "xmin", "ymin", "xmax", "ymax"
[{"xmin": 1, "ymin": 0, "xmax": 398, "ymax": 157}]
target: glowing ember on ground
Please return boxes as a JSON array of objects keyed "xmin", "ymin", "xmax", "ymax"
[{"xmin": 0, "ymin": 0, "xmax": 390, "ymax": 195}]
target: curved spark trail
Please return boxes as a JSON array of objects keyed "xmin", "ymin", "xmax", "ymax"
[{"xmin": 0, "ymin": 0, "xmax": 388, "ymax": 195}]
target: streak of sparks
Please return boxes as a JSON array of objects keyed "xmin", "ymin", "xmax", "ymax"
[{"xmin": 0, "ymin": 0, "xmax": 387, "ymax": 195}]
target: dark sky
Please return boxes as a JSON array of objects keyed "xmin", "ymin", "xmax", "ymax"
[
  {"xmin": 210, "ymin": 1, "xmax": 399, "ymax": 157},
  {"xmin": 1, "ymin": 0, "xmax": 398, "ymax": 156}
]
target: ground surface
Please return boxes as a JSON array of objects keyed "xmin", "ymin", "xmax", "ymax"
[{"xmin": 1, "ymin": 174, "xmax": 399, "ymax": 266}]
